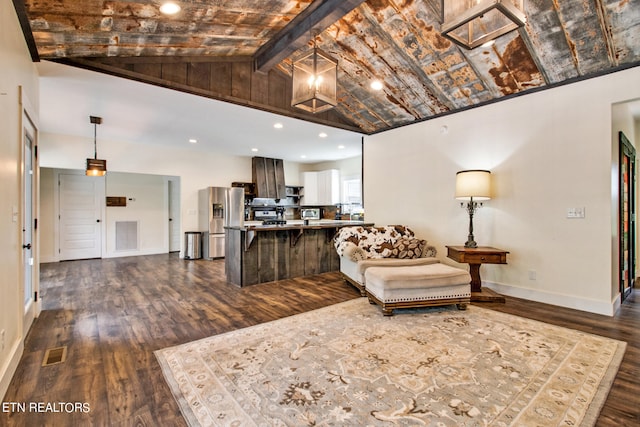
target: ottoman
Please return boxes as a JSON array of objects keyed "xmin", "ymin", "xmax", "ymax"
[{"xmin": 365, "ymin": 263, "xmax": 471, "ymax": 316}]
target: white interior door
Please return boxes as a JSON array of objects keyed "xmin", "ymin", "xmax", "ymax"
[
  {"xmin": 168, "ymin": 179, "xmax": 181, "ymax": 252},
  {"xmin": 59, "ymin": 174, "xmax": 104, "ymax": 260},
  {"xmin": 22, "ymin": 99, "xmax": 39, "ymax": 335}
]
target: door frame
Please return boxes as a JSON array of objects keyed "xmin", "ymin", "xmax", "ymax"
[
  {"xmin": 619, "ymin": 130, "xmax": 636, "ymax": 301},
  {"xmin": 19, "ymin": 86, "xmax": 40, "ymax": 333},
  {"xmin": 167, "ymin": 177, "xmax": 181, "ymax": 253}
]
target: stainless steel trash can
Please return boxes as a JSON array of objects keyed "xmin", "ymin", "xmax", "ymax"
[{"xmin": 184, "ymin": 231, "xmax": 202, "ymax": 259}]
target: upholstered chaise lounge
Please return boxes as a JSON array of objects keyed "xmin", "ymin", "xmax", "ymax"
[
  {"xmin": 334, "ymin": 225, "xmax": 471, "ymax": 315},
  {"xmin": 334, "ymin": 225, "xmax": 439, "ymax": 295}
]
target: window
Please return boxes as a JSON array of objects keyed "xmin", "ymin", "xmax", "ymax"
[{"xmin": 342, "ymin": 178, "xmax": 362, "ymax": 213}]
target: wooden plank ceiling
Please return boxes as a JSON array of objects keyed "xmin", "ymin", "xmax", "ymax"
[{"xmin": 15, "ymin": 0, "xmax": 640, "ymax": 134}]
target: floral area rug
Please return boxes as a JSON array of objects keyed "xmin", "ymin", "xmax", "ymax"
[{"xmin": 155, "ymin": 298, "xmax": 625, "ymax": 426}]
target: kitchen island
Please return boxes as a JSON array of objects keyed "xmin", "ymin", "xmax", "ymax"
[{"xmin": 225, "ymin": 220, "xmax": 371, "ymax": 287}]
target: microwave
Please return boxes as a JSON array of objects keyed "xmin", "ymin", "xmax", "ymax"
[{"xmin": 301, "ymin": 208, "xmax": 321, "ymax": 220}]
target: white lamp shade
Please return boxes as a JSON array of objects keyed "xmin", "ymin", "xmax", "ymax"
[{"xmin": 455, "ymin": 170, "xmax": 491, "ymax": 200}]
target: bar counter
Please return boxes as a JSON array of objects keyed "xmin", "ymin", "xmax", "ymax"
[{"xmin": 225, "ymin": 220, "xmax": 371, "ymax": 287}]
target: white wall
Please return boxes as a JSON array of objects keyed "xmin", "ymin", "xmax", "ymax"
[
  {"xmin": 284, "ymin": 161, "xmax": 303, "ymax": 186},
  {"xmin": 364, "ymin": 67, "xmax": 640, "ymax": 316},
  {"xmin": 39, "ymin": 168, "xmax": 56, "ymax": 262},
  {"xmin": 105, "ymin": 172, "xmax": 172, "ymax": 257},
  {"xmin": 303, "ymin": 156, "xmax": 362, "ymax": 177},
  {"xmin": 0, "ymin": 0, "xmax": 40, "ymax": 399}
]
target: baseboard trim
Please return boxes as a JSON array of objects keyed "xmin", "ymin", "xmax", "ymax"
[
  {"xmin": 41, "ymin": 250, "xmax": 172, "ymax": 263},
  {"xmin": 102, "ymin": 249, "xmax": 168, "ymax": 259},
  {"xmin": 40, "ymin": 255, "xmax": 58, "ymax": 263},
  {"xmin": 484, "ymin": 282, "xmax": 617, "ymax": 316},
  {"xmin": 0, "ymin": 338, "xmax": 24, "ymax": 400}
]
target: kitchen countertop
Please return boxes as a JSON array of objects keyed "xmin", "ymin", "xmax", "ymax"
[{"xmin": 226, "ymin": 219, "xmax": 370, "ymax": 231}]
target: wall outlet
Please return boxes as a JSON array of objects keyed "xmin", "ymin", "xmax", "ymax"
[
  {"xmin": 1, "ymin": 329, "xmax": 5, "ymax": 350},
  {"xmin": 528, "ymin": 270, "xmax": 537, "ymax": 280}
]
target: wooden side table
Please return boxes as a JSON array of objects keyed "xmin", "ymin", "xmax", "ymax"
[{"xmin": 446, "ymin": 246, "xmax": 509, "ymax": 303}]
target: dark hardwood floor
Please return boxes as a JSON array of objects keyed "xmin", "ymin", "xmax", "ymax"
[{"xmin": 2, "ymin": 253, "xmax": 639, "ymax": 426}]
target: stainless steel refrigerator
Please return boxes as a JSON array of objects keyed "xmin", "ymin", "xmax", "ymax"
[{"xmin": 198, "ymin": 187, "xmax": 244, "ymax": 259}]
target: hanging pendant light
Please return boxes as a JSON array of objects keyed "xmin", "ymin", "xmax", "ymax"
[
  {"xmin": 441, "ymin": 0, "xmax": 526, "ymax": 49},
  {"xmin": 291, "ymin": 30, "xmax": 338, "ymax": 114},
  {"xmin": 86, "ymin": 116, "xmax": 106, "ymax": 176}
]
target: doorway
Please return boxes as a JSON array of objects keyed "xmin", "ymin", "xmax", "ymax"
[
  {"xmin": 168, "ymin": 178, "xmax": 181, "ymax": 253},
  {"xmin": 21, "ymin": 90, "xmax": 40, "ymax": 335},
  {"xmin": 619, "ymin": 131, "xmax": 636, "ymax": 301}
]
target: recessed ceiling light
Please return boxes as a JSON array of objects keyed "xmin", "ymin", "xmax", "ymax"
[
  {"xmin": 319, "ymin": 132, "xmax": 328, "ymax": 138},
  {"xmin": 300, "ymin": 155, "xmax": 307, "ymax": 159},
  {"xmin": 273, "ymin": 123, "xmax": 283, "ymax": 129},
  {"xmin": 160, "ymin": 2, "xmax": 181, "ymax": 15},
  {"xmin": 370, "ymin": 80, "xmax": 384, "ymax": 91},
  {"xmin": 338, "ymin": 145, "xmax": 345, "ymax": 149},
  {"xmin": 188, "ymin": 138, "xmax": 197, "ymax": 144},
  {"xmin": 251, "ymin": 148, "xmax": 259, "ymax": 152}
]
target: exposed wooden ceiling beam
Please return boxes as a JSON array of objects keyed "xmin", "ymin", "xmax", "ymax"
[
  {"xmin": 11, "ymin": 0, "xmax": 40, "ymax": 61},
  {"xmin": 253, "ymin": 0, "xmax": 366, "ymax": 72}
]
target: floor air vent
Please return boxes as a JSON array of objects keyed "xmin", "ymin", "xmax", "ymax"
[{"xmin": 42, "ymin": 346, "xmax": 67, "ymax": 366}]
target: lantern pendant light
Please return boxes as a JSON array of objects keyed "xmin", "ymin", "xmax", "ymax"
[
  {"xmin": 441, "ymin": 0, "xmax": 526, "ymax": 49},
  {"xmin": 86, "ymin": 116, "xmax": 106, "ymax": 176},
  {"xmin": 291, "ymin": 30, "xmax": 338, "ymax": 114}
]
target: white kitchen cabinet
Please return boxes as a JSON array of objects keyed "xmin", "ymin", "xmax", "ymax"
[
  {"xmin": 321, "ymin": 169, "xmax": 340, "ymax": 205},
  {"xmin": 302, "ymin": 172, "xmax": 318, "ymax": 205},
  {"xmin": 302, "ymin": 169, "xmax": 339, "ymax": 205}
]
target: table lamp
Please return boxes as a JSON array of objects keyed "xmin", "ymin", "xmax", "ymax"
[{"xmin": 455, "ymin": 170, "xmax": 491, "ymax": 248}]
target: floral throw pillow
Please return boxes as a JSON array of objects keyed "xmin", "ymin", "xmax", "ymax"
[
  {"xmin": 341, "ymin": 242, "xmax": 367, "ymax": 262},
  {"xmin": 391, "ymin": 237, "xmax": 426, "ymax": 259}
]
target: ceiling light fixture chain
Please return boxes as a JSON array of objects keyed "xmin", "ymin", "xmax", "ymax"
[{"xmin": 92, "ymin": 116, "xmax": 99, "ymax": 159}]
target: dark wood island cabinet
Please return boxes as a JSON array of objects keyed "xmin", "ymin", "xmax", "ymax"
[{"xmin": 225, "ymin": 221, "xmax": 371, "ymax": 286}]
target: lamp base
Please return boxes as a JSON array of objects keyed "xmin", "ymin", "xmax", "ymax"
[
  {"xmin": 464, "ymin": 239, "xmax": 478, "ymax": 248},
  {"xmin": 463, "ymin": 199, "xmax": 479, "ymax": 248}
]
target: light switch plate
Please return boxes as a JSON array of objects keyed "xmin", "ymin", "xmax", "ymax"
[{"xmin": 567, "ymin": 207, "xmax": 585, "ymax": 218}]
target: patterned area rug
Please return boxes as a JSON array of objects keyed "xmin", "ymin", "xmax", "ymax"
[{"xmin": 155, "ymin": 298, "xmax": 625, "ymax": 426}]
